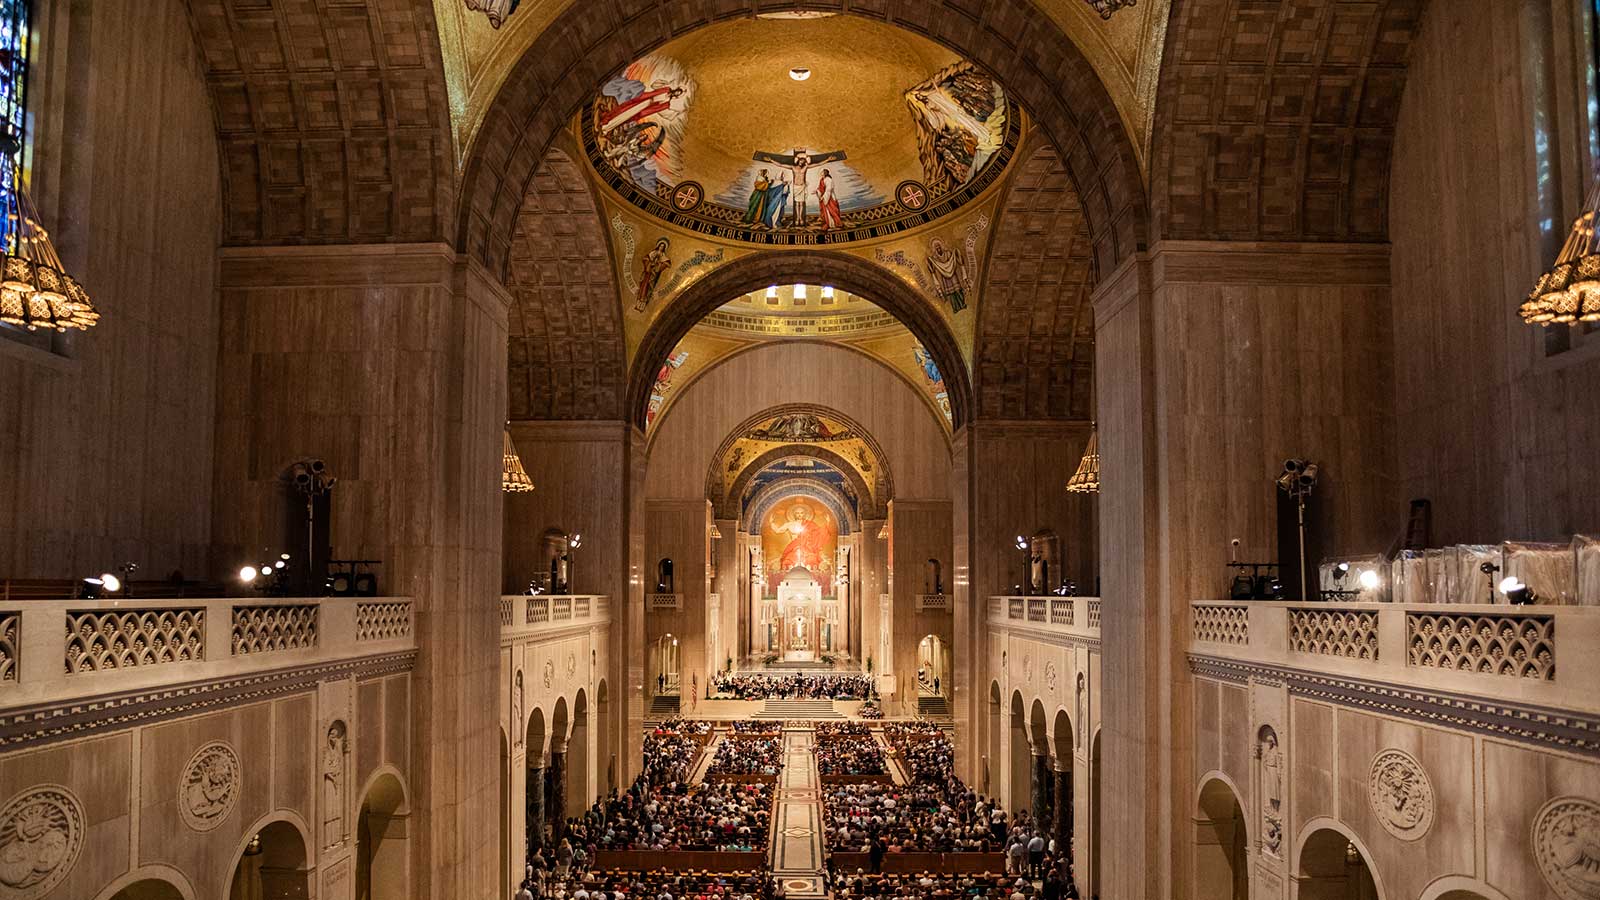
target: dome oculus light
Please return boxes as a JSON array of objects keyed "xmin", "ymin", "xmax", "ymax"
[{"xmin": 788, "ymin": 66, "xmax": 811, "ymax": 82}]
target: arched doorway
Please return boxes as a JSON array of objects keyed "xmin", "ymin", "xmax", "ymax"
[
  {"xmin": 987, "ymin": 681, "xmax": 1002, "ymax": 796},
  {"xmin": 356, "ymin": 770, "xmax": 410, "ymax": 900},
  {"xmin": 654, "ymin": 634, "xmax": 681, "ymax": 697},
  {"xmin": 566, "ymin": 689, "xmax": 591, "ymax": 812},
  {"xmin": 596, "ymin": 678, "xmax": 614, "ymax": 795},
  {"xmin": 1009, "ymin": 691, "xmax": 1031, "ymax": 815},
  {"xmin": 1195, "ymin": 776, "xmax": 1249, "ymax": 900},
  {"xmin": 1052, "ymin": 709, "xmax": 1075, "ymax": 851},
  {"xmin": 96, "ymin": 876, "xmax": 192, "ymax": 900},
  {"xmin": 549, "ymin": 697, "xmax": 571, "ymax": 838},
  {"xmin": 525, "ymin": 707, "xmax": 547, "ymax": 854},
  {"xmin": 1029, "ymin": 699, "xmax": 1051, "ymax": 831},
  {"xmin": 1297, "ymin": 825, "xmax": 1382, "ymax": 900},
  {"xmin": 917, "ymin": 635, "xmax": 947, "ymax": 698},
  {"xmin": 228, "ymin": 819, "xmax": 309, "ymax": 900}
]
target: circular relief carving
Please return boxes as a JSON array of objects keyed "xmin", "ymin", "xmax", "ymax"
[
  {"xmin": 1535, "ymin": 796, "xmax": 1600, "ymax": 900},
  {"xmin": 1368, "ymin": 749, "xmax": 1433, "ymax": 840},
  {"xmin": 543, "ymin": 659, "xmax": 555, "ymax": 689},
  {"xmin": 0, "ymin": 785, "xmax": 85, "ymax": 898},
  {"xmin": 180, "ymin": 740, "xmax": 241, "ymax": 833}
]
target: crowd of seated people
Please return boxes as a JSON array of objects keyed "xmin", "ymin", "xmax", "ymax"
[
  {"xmin": 537, "ymin": 868, "xmax": 780, "ymax": 900},
  {"xmin": 816, "ymin": 735, "xmax": 887, "ymax": 777},
  {"xmin": 707, "ymin": 736, "xmax": 782, "ymax": 778},
  {"xmin": 884, "ymin": 722, "xmax": 955, "ymax": 784},
  {"xmin": 563, "ymin": 779, "xmax": 775, "ymax": 854},
  {"xmin": 823, "ymin": 781, "xmax": 1005, "ymax": 853},
  {"xmin": 655, "ymin": 718, "xmax": 715, "ymax": 738},
  {"xmin": 815, "ymin": 721, "xmax": 871, "ymax": 737},
  {"xmin": 829, "ymin": 870, "xmax": 1069, "ymax": 900},
  {"xmin": 728, "ymin": 720, "xmax": 781, "ymax": 735},
  {"xmin": 710, "ymin": 672, "xmax": 873, "ymax": 699},
  {"xmin": 641, "ymin": 731, "xmax": 703, "ymax": 786}
]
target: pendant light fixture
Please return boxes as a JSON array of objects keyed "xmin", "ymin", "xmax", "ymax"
[
  {"xmin": 1521, "ymin": 175, "xmax": 1600, "ymax": 325},
  {"xmin": 1066, "ymin": 426, "xmax": 1100, "ymax": 494},
  {"xmin": 502, "ymin": 426, "xmax": 534, "ymax": 493}
]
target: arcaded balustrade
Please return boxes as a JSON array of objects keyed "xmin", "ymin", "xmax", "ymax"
[
  {"xmin": 1188, "ymin": 600, "xmax": 1600, "ymax": 714},
  {"xmin": 0, "ymin": 596, "xmax": 414, "ymax": 710},
  {"xmin": 500, "ymin": 595, "xmax": 610, "ymax": 637},
  {"xmin": 987, "ymin": 596, "xmax": 1102, "ymax": 640}
]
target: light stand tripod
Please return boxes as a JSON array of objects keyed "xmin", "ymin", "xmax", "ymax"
[{"xmin": 1276, "ymin": 459, "xmax": 1319, "ymax": 602}]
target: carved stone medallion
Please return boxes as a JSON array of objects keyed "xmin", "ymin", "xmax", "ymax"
[
  {"xmin": 1534, "ymin": 796, "xmax": 1600, "ymax": 900},
  {"xmin": 1368, "ymin": 748, "xmax": 1433, "ymax": 840},
  {"xmin": 180, "ymin": 740, "xmax": 241, "ymax": 832},
  {"xmin": 0, "ymin": 785, "xmax": 85, "ymax": 898}
]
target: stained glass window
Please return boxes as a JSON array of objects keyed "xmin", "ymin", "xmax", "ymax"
[{"xmin": 0, "ymin": 0, "xmax": 28, "ymax": 255}]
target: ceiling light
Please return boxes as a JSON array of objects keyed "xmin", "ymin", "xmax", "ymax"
[
  {"xmin": 0, "ymin": 175, "xmax": 100, "ymax": 333},
  {"xmin": 788, "ymin": 67, "xmax": 811, "ymax": 82},
  {"xmin": 503, "ymin": 426, "xmax": 534, "ymax": 493},
  {"xmin": 1066, "ymin": 427, "xmax": 1100, "ymax": 494},
  {"xmin": 821, "ymin": 286, "xmax": 835, "ymax": 300},
  {"xmin": 792, "ymin": 284, "xmax": 806, "ymax": 300},
  {"xmin": 1522, "ymin": 176, "xmax": 1600, "ymax": 325}
]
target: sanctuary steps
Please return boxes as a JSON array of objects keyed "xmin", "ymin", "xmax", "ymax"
[{"xmin": 754, "ymin": 698, "xmax": 842, "ymax": 719}]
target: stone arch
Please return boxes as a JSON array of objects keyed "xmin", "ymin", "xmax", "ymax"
[
  {"xmin": 1151, "ymin": 0, "xmax": 1427, "ymax": 243},
  {"xmin": 550, "ymin": 694, "xmax": 571, "ymax": 749},
  {"xmin": 986, "ymin": 680, "xmax": 1003, "ymax": 796},
  {"xmin": 1009, "ymin": 689, "xmax": 1032, "ymax": 815},
  {"xmin": 185, "ymin": 0, "xmax": 456, "ymax": 246},
  {"xmin": 629, "ymin": 252, "xmax": 973, "ymax": 429},
  {"xmin": 458, "ymin": 1, "xmax": 1147, "ymax": 280},
  {"xmin": 93, "ymin": 867, "xmax": 198, "ymax": 900},
  {"xmin": 974, "ymin": 138, "xmax": 1097, "ymax": 420},
  {"xmin": 745, "ymin": 476, "xmax": 860, "ymax": 538},
  {"xmin": 506, "ymin": 143, "xmax": 627, "ymax": 420},
  {"xmin": 356, "ymin": 769, "xmax": 411, "ymax": 900},
  {"xmin": 224, "ymin": 813, "xmax": 312, "ymax": 900},
  {"xmin": 1417, "ymin": 878, "xmax": 1514, "ymax": 900},
  {"xmin": 1195, "ymin": 773, "xmax": 1250, "ymax": 900},
  {"xmin": 595, "ymin": 678, "xmax": 615, "ymax": 795},
  {"xmin": 567, "ymin": 687, "xmax": 592, "ymax": 811},
  {"xmin": 526, "ymin": 706, "xmax": 548, "ymax": 761},
  {"xmin": 1052, "ymin": 707, "xmax": 1074, "ymax": 765},
  {"xmin": 1029, "ymin": 697, "xmax": 1050, "ymax": 752},
  {"xmin": 709, "ymin": 403, "xmax": 899, "ymax": 516},
  {"xmin": 1294, "ymin": 817, "xmax": 1387, "ymax": 900}
]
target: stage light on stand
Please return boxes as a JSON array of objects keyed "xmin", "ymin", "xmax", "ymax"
[
  {"xmin": 1277, "ymin": 459, "xmax": 1318, "ymax": 601},
  {"xmin": 1479, "ymin": 560, "xmax": 1502, "ymax": 605},
  {"xmin": 1499, "ymin": 576, "xmax": 1538, "ymax": 605},
  {"xmin": 1358, "ymin": 569, "xmax": 1380, "ymax": 591},
  {"xmin": 239, "ymin": 565, "xmax": 258, "ymax": 583}
]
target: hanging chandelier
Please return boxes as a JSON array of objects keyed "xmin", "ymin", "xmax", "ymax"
[
  {"xmin": 0, "ymin": 180, "xmax": 98, "ymax": 332},
  {"xmin": 1085, "ymin": 0, "xmax": 1137, "ymax": 19},
  {"xmin": 502, "ymin": 427, "xmax": 534, "ymax": 493},
  {"xmin": 1066, "ymin": 427, "xmax": 1100, "ymax": 494},
  {"xmin": 1521, "ymin": 175, "xmax": 1600, "ymax": 325}
]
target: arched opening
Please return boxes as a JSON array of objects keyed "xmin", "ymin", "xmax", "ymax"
[
  {"xmin": 596, "ymin": 678, "xmax": 614, "ymax": 795},
  {"xmin": 548, "ymin": 696, "xmax": 571, "ymax": 840},
  {"xmin": 917, "ymin": 634, "xmax": 947, "ymax": 699},
  {"xmin": 228, "ymin": 819, "xmax": 309, "ymax": 900},
  {"xmin": 653, "ymin": 633, "xmax": 681, "ymax": 698},
  {"xmin": 100, "ymin": 880, "xmax": 189, "ymax": 900},
  {"xmin": 1195, "ymin": 776, "xmax": 1249, "ymax": 900},
  {"xmin": 566, "ymin": 689, "xmax": 591, "ymax": 814},
  {"xmin": 1297, "ymin": 826, "xmax": 1382, "ymax": 900},
  {"xmin": 1052, "ymin": 709, "xmax": 1075, "ymax": 852},
  {"xmin": 1029, "ymin": 698, "xmax": 1052, "ymax": 832},
  {"xmin": 1090, "ymin": 729, "xmax": 1102, "ymax": 896},
  {"xmin": 356, "ymin": 770, "xmax": 410, "ymax": 900},
  {"xmin": 986, "ymin": 681, "xmax": 1002, "ymax": 796},
  {"xmin": 1009, "ymin": 690, "xmax": 1031, "ymax": 816},
  {"xmin": 525, "ymin": 707, "xmax": 547, "ymax": 854}
]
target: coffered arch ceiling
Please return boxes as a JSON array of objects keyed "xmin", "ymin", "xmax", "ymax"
[
  {"xmin": 974, "ymin": 138, "xmax": 1096, "ymax": 420},
  {"xmin": 706, "ymin": 404, "xmax": 895, "ymax": 520},
  {"xmin": 1150, "ymin": 0, "xmax": 1426, "ymax": 242}
]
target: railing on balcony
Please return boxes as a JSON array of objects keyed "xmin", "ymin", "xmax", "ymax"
[
  {"xmin": 500, "ymin": 595, "xmax": 610, "ymax": 636},
  {"xmin": 0, "ymin": 596, "xmax": 414, "ymax": 710},
  {"xmin": 988, "ymin": 596, "xmax": 1102, "ymax": 640},
  {"xmin": 1188, "ymin": 600, "xmax": 1598, "ymax": 712}
]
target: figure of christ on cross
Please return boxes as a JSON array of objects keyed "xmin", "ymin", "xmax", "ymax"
[{"xmin": 752, "ymin": 147, "xmax": 847, "ymax": 228}]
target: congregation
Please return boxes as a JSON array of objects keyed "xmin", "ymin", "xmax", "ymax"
[
  {"xmin": 814, "ymin": 734, "xmax": 887, "ymax": 777},
  {"xmin": 707, "ymin": 736, "xmax": 783, "ymax": 778}
]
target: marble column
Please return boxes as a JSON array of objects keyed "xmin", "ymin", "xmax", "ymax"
[
  {"xmin": 1053, "ymin": 763, "xmax": 1073, "ymax": 852},
  {"xmin": 1032, "ymin": 752, "xmax": 1054, "ymax": 835},
  {"xmin": 526, "ymin": 765, "xmax": 545, "ymax": 851},
  {"xmin": 547, "ymin": 746, "xmax": 568, "ymax": 838}
]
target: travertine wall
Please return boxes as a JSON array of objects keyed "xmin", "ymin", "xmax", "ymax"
[
  {"xmin": 0, "ymin": 0, "xmax": 220, "ymax": 580},
  {"xmin": 1390, "ymin": 0, "xmax": 1600, "ymax": 545}
]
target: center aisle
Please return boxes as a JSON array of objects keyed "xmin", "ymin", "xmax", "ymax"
[{"xmin": 768, "ymin": 727, "xmax": 829, "ymax": 899}]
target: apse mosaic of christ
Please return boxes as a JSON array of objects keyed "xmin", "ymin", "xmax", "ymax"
[
  {"xmin": 762, "ymin": 496, "xmax": 839, "ymax": 592},
  {"xmin": 581, "ymin": 17, "xmax": 1020, "ymax": 246}
]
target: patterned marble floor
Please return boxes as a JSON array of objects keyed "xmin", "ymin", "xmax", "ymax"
[{"xmin": 768, "ymin": 730, "xmax": 828, "ymax": 899}]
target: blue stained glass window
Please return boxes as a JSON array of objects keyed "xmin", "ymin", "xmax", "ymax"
[{"xmin": 0, "ymin": 0, "xmax": 27, "ymax": 254}]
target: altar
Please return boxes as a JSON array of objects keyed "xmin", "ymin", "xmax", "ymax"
[{"xmin": 767, "ymin": 566, "xmax": 838, "ymax": 660}]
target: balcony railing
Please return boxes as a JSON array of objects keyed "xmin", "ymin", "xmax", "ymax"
[
  {"xmin": 1188, "ymin": 600, "xmax": 1600, "ymax": 714},
  {"xmin": 0, "ymin": 596, "xmax": 414, "ymax": 710},
  {"xmin": 988, "ymin": 596, "xmax": 1102, "ymax": 640},
  {"xmin": 500, "ymin": 595, "xmax": 610, "ymax": 637}
]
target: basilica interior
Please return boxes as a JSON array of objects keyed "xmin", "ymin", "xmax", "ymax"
[{"xmin": 0, "ymin": 1, "xmax": 1598, "ymax": 899}]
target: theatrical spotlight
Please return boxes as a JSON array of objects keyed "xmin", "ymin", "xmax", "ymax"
[
  {"xmin": 1358, "ymin": 569, "xmax": 1381, "ymax": 591},
  {"xmin": 1499, "ymin": 576, "xmax": 1538, "ymax": 606},
  {"xmin": 240, "ymin": 552, "xmax": 293, "ymax": 595},
  {"xmin": 78, "ymin": 571, "xmax": 124, "ymax": 599}
]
